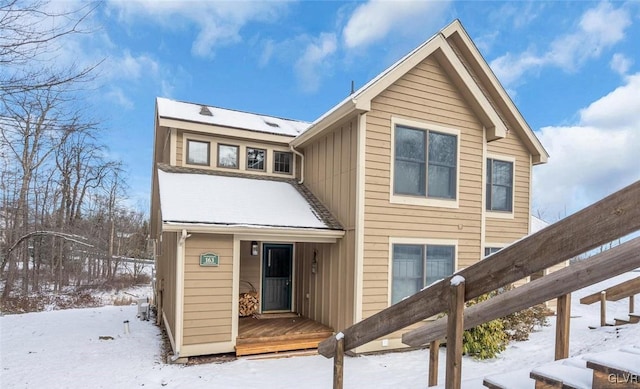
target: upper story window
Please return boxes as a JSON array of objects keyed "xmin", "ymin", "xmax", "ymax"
[
  {"xmin": 218, "ymin": 144, "xmax": 239, "ymax": 169},
  {"xmin": 391, "ymin": 243, "xmax": 455, "ymax": 304},
  {"xmin": 247, "ymin": 147, "xmax": 266, "ymax": 171},
  {"xmin": 394, "ymin": 125, "xmax": 457, "ymax": 200},
  {"xmin": 274, "ymin": 151, "xmax": 292, "ymax": 174},
  {"xmin": 186, "ymin": 139, "xmax": 210, "ymax": 166},
  {"xmin": 486, "ymin": 158, "xmax": 513, "ymax": 212}
]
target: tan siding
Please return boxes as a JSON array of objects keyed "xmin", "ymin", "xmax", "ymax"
[
  {"xmin": 182, "ymin": 234, "xmax": 234, "ymax": 346},
  {"xmin": 239, "ymin": 241, "xmax": 261, "ymax": 295},
  {"xmin": 175, "ymin": 129, "xmax": 183, "ymax": 166},
  {"xmin": 296, "ymin": 117, "xmax": 358, "ymax": 332},
  {"xmin": 362, "ymin": 56, "xmax": 484, "ymax": 325}
]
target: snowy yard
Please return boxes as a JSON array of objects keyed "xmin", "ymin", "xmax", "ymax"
[{"xmin": 2, "ymin": 271, "xmax": 639, "ymax": 388}]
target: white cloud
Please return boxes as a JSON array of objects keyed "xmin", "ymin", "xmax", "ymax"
[
  {"xmin": 533, "ymin": 73, "xmax": 640, "ymax": 220},
  {"xmin": 342, "ymin": 0, "xmax": 451, "ymax": 49},
  {"xmin": 107, "ymin": 1, "xmax": 287, "ymax": 58},
  {"xmin": 294, "ymin": 33, "xmax": 338, "ymax": 93},
  {"xmin": 107, "ymin": 51, "xmax": 159, "ymax": 80},
  {"xmin": 610, "ymin": 53, "xmax": 632, "ymax": 75},
  {"xmin": 106, "ymin": 87, "xmax": 135, "ymax": 110},
  {"xmin": 491, "ymin": 2, "xmax": 631, "ymax": 87}
]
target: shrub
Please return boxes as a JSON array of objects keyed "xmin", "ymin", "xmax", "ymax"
[{"xmin": 461, "ymin": 292, "xmax": 507, "ymax": 359}]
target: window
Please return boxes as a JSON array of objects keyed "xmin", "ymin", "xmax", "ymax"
[
  {"xmin": 273, "ymin": 151, "xmax": 292, "ymax": 174},
  {"xmin": 394, "ymin": 125, "xmax": 457, "ymax": 199},
  {"xmin": 484, "ymin": 247, "xmax": 502, "ymax": 257},
  {"xmin": 247, "ymin": 147, "xmax": 266, "ymax": 171},
  {"xmin": 186, "ymin": 139, "xmax": 210, "ymax": 166},
  {"xmin": 391, "ymin": 244, "xmax": 455, "ymax": 304},
  {"xmin": 486, "ymin": 158, "xmax": 513, "ymax": 212},
  {"xmin": 218, "ymin": 144, "xmax": 239, "ymax": 168}
]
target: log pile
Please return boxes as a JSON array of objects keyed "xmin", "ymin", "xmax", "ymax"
[
  {"xmin": 239, "ymin": 291, "xmax": 259, "ymax": 317},
  {"xmin": 239, "ymin": 281, "xmax": 259, "ymax": 317}
]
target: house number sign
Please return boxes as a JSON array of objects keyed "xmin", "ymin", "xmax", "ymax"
[{"xmin": 199, "ymin": 253, "xmax": 220, "ymax": 267}]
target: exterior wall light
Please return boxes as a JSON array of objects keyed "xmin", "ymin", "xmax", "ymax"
[{"xmin": 251, "ymin": 241, "xmax": 259, "ymax": 256}]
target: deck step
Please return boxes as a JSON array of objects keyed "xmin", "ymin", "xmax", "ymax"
[
  {"xmin": 585, "ymin": 350, "xmax": 640, "ymax": 388},
  {"xmin": 235, "ymin": 334, "xmax": 329, "ymax": 356},
  {"xmin": 483, "ymin": 368, "xmax": 535, "ymax": 389},
  {"xmin": 530, "ymin": 363, "xmax": 592, "ymax": 389}
]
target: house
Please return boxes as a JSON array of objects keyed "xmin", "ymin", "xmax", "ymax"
[{"xmin": 149, "ymin": 19, "xmax": 548, "ymax": 359}]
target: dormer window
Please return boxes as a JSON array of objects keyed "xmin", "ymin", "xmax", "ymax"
[
  {"xmin": 218, "ymin": 144, "xmax": 239, "ymax": 169},
  {"xmin": 186, "ymin": 139, "xmax": 210, "ymax": 166}
]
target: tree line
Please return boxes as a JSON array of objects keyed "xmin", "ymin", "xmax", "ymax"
[{"xmin": 0, "ymin": 0, "xmax": 149, "ymax": 301}]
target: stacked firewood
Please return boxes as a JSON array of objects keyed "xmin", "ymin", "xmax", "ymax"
[{"xmin": 239, "ymin": 281, "xmax": 259, "ymax": 317}]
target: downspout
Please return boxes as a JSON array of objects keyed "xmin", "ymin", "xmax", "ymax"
[
  {"xmin": 172, "ymin": 228, "xmax": 190, "ymax": 362},
  {"xmin": 290, "ymin": 144, "xmax": 304, "ymax": 184}
]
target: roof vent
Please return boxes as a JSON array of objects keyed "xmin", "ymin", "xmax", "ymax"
[
  {"xmin": 264, "ymin": 120, "xmax": 280, "ymax": 128},
  {"xmin": 199, "ymin": 106, "xmax": 213, "ymax": 116}
]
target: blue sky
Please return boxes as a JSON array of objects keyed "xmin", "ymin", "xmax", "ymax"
[{"xmin": 58, "ymin": 1, "xmax": 640, "ymax": 221}]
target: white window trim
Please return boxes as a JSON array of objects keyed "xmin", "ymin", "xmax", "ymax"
[
  {"xmin": 389, "ymin": 116, "xmax": 460, "ymax": 209},
  {"xmin": 387, "ymin": 237, "xmax": 459, "ymax": 307},
  {"xmin": 482, "ymin": 242, "xmax": 507, "ymax": 259},
  {"xmin": 486, "ymin": 153, "xmax": 515, "ymax": 219}
]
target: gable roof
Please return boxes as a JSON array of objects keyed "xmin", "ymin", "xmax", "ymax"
[
  {"xmin": 156, "ymin": 97, "xmax": 310, "ymax": 137},
  {"xmin": 291, "ymin": 20, "xmax": 548, "ymax": 165},
  {"xmin": 156, "ymin": 164, "xmax": 343, "ymax": 232}
]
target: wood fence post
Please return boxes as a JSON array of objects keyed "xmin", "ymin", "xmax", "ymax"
[
  {"xmin": 333, "ymin": 337, "xmax": 344, "ymax": 389},
  {"xmin": 555, "ymin": 294, "xmax": 571, "ymax": 360},
  {"xmin": 600, "ymin": 291, "xmax": 607, "ymax": 327},
  {"xmin": 629, "ymin": 295, "xmax": 635, "ymax": 314},
  {"xmin": 428, "ymin": 340, "xmax": 439, "ymax": 387},
  {"xmin": 446, "ymin": 278, "xmax": 465, "ymax": 389}
]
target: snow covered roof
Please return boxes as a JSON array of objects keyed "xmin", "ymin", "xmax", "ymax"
[
  {"xmin": 156, "ymin": 97, "xmax": 310, "ymax": 137},
  {"xmin": 531, "ymin": 215, "xmax": 550, "ymax": 233},
  {"xmin": 157, "ymin": 165, "xmax": 342, "ymax": 231}
]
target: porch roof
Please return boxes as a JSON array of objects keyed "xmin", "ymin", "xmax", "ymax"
[{"xmin": 157, "ymin": 164, "xmax": 343, "ymax": 232}]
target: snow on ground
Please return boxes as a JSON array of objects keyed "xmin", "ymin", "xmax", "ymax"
[{"xmin": 2, "ymin": 271, "xmax": 639, "ymax": 388}]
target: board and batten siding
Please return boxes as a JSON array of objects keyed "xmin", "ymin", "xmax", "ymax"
[
  {"xmin": 362, "ymin": 56, "xmax": 484, "ymax": 327},
  {"xmin": 182, "ymin": 234, "xmax": 234, "ymax": 347},
  {"xmin": 239, "ymin": 240, "xmax": 261, "ymax": 296},
  {"xmin": 157, "ymin": 231, "xmax": 178, "ymax": 346},
  {"xmin": 296, "ymin": 117, "xmax": 358, "ymax": 332}
]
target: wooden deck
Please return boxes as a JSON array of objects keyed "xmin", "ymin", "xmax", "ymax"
[{"xmin": 235, "ymin": 315, "xmax": 334, "ymax": 356}]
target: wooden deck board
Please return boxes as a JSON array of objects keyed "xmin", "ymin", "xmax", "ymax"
[{"xmin": 235, "ymin": 316, "xmax": 334, "ymax": 356}]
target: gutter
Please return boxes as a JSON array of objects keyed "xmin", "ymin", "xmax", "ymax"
[{"xmin": 290, "ymin": 144, "xmax": 304, "ymax": 184}]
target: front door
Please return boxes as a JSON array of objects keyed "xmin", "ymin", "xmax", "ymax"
[{"xmin": 262, "ymin": 244, "xmax": 293, "ymax": 312}]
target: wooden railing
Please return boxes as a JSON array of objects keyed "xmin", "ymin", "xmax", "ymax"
[
  {"xmin": 319, "ymin": 180, "xmax": 640, "ymax": 389},
  {"xmin": 580, "ymin": 275, "xmax": 640, "ymax": 327}
]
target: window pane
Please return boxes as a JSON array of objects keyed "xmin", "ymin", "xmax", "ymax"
[
  {"xmin": 427, "ymin": 132, "xmax": 456, "ymax": 199},
  {"xmin": 425, "ymin": 245, "xmax": 454, "ymax": 286},
  {"xmin": 247, "ymin": 148, "xmax": 265, "ymax": 171},
  {"xmin": 392, "ymin": 244, "xmax": 423, "ymax": 304},
  {"xmin": 218, "ymin": 144, "xmax": 238, "ymax": 168},
  {"xmin": 394, "ymin": 126, "xmax": 426, "ymax": 195},
  {"xmin": 395, "ymin": 160, "xmax": 425, "ymax": 195},
  {"xmin": 491, "ymin": 185, "xmax": 510, "ymax": 211},
  {"xmin": 428, "ymin": 132, "xmax": 456, "ymax": 166},
  {"xmin": 492, "ymin": 160, "xmax": 512, "ymax": 186},
  {"xmin": 487, "ymin": 159, "xmax": 513, "ymax": 211},
  {"xmin": 274, "ymin": 151, "xmax": 292, "ymax": 173},
  {"xmin": 484, "ymin": 247, "xmax": 501, "ymax": 257},
  {"xmin": 427, "ymin": 165, "xmax": 455, "ymax": 198},
  {"xmin": 187, "ymin": 140, "xmax": 209, "ymax": 165}
]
